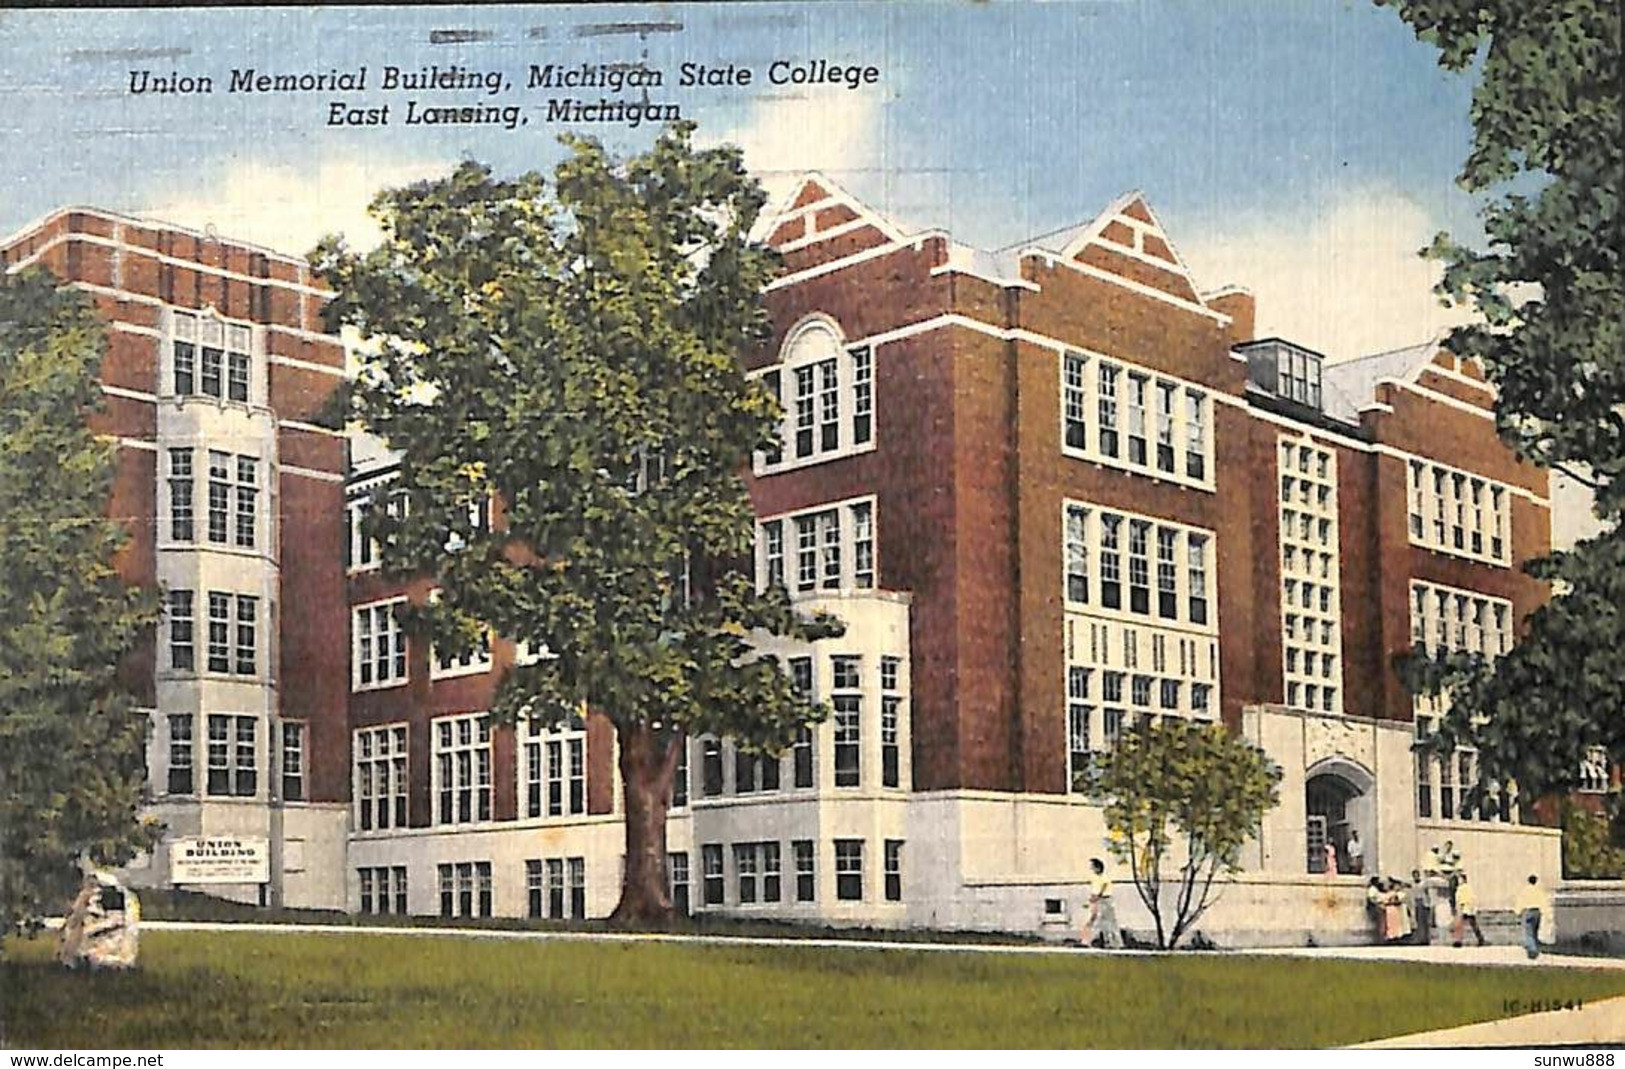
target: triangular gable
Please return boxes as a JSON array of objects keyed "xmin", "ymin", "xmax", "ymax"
[
  {"xmin": 754, "ymin": 171, "xmax": 908, "ymax": 251},
  {"xmin": 1055, "ymin": 192, "xmax": 1204, "ymax": 304}
]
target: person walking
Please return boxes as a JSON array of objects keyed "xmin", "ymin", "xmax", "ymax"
[
  {"xmin": 1515, "ymin": 873, "xmax": 1547, "ymax": 959},
  {"xmin": 1346, "ymin": 830, "xmax": 1365, "ymax": 875},
  {"xmin": 1085, "ymin": 857, "xmax": 1123, "ymax": 949},
  {"xmin": 1452, "ymin": 871, "xmax": 1486, "ymax": 947}
]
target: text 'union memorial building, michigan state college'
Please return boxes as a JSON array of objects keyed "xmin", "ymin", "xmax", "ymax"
[{"xmin": 3, "ymin": 172, "xmax": 1599, "ymax": 945}]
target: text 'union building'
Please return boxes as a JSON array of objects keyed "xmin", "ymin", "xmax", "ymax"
[{"xmin": 1, "ymin": 173, "xmax": 1584, "ymax": 943}]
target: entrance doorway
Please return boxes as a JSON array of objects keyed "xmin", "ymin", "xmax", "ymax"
[{"xmin": 1304, "ymin": 760, "xmax": 1375, "ymax": 875}]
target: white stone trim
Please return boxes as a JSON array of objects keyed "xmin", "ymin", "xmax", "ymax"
[
  {"xmin": 279, "ymin": 419, "xmax": 346, "ymax": 438},
  {"xmin": 271, "ymin": 353, "xmax": 349, "ymax": 379},
  {"xmin": 775, "ymin": 217, "xmax": 879, "ymax": 253},
  {"xmin": 102, "ymin": 384, "xmax": 158, "ymax": 404},
  {"xmin": 6, "ymin": 228, "xmax": 332, "ymax": 298},
  {"xmin": 279, "ymin": 464, "xmax": 344, "ymax": 484},
  {"xmin": 1376, "ymin": 376, "xmax": 1495, "ymax": 421}
]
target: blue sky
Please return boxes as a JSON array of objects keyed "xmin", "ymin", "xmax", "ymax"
[{"xmin": 0, "ymin": 1, "xmax": 1487, "ymax": 360}]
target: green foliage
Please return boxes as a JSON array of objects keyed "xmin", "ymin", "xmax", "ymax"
[
  {"xmin": 1379, "ymin": 1, "xmax": 1624, "ymax": 802},
  {"xmin": 1561, "ymin": 802, "xmax": 1625, "ymax": 880},
  {"xmin": 0, "ymin": 269, "xmax": 161, "ymax": 939},
  {"xmin": 1091, "ymin": 719, "xmax": 1282, "ymax": 949},
  {"xmin": 312, "ymin": 124, "xmax": 841, "ymax": 915}
]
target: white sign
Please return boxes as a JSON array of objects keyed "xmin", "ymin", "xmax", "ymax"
[{"xmin": 170, "ymin": 836, "xmax": 270, "ymax": 885}]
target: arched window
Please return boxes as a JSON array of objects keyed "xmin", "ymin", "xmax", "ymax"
[{"xmin": 757, "ymin": 317, "xmax": 874, "ymax": 472}]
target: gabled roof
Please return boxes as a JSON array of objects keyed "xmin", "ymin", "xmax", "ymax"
[{"xmin": 1321, "ymin": 335, "xmax": 1446, "ymax": 422}]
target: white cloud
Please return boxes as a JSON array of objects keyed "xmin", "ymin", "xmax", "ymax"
[
  {"xmin": 1180, "ymin": 189, "xmax": 1476, "ymax": 363},
  {"xmin": 703, "ymin": 90, "xmax": 884, "ymax": 211},
  {"xmin": 136, "ymin": 154, "xmax": 453, "ymax": 257}
]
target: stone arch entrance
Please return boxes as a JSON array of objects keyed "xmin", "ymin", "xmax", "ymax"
[{"xmin": 1305, "ymin": 757, "xmax": 1376, "ymax": 875}]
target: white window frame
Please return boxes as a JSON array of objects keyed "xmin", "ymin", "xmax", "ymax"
[
  {"xmin": 756, "ymin": 495, "xmax": 878, "ymax": 595},
  {"xmin": 432, "ymin": 712, "xmax": 492, "ymax": 826},
  {"xmin": 352, "ymin": 597, "xmax": 409, "ymax": 692},
  {"xmin": 353, "ymin": 723, "xmax": 409, "ymax": 833},
  {"xmin": 166, "ymin": 308, "xmax": 258, "ymax": 406},
  {"xmin": 1061, "ymin": 500, "xmax": 1217, "ymax": 635},
  {"xmin": 1406, "ymin": 457, "xmax": 1513, "ymax": 567},
  {"xmin": 753, "ymin": 317, "xmax": 878, "ymax": 475},
  {"xmin": 521, "ymin": 712, "xmax": 587, "ymax": 819},
  {"xmin": 1278, "ymin": 434, "xmax": 1343, "ymax": 715}
]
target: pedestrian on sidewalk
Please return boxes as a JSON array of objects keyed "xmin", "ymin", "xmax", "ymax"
[
  {"xmin": 1409, "ymin": 868, "xmax": 1432, "ymax": 945},
  {"xmin": 1452, "ymin": 871, "xmax": 1486, "ymax": 947},
  {"xmin": 1085, "ymin": 857, "xmax": 1123, "ymax": 949},
  {"xmin": 1514, "ymin": 873, "xmax": 1547, "ymax": 960}
]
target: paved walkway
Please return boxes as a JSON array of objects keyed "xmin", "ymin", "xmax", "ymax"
[{"xmin": 1359, "ymin": 995, "xmax": 1625, "ymax": 1048}]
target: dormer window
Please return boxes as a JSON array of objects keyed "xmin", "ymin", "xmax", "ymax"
[{"xmin": 1238, "ymin": 339, "xmax": 1324, "ymax": 411}]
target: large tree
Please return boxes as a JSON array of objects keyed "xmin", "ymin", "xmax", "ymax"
[
  {"xmin": 0, "ymin": 269, "xmax": 159, "ymax": 939},
  {"xmin": 314, "ymin": 123, "xmax": 840, "ymax": 922},
  {"xmin": 1089, "ymin": 719, "xmax": 1281, "ymax": 949},
  {"xmin": 1380, "ymin": 0, "xmax": 1624, "ymax": 809}
]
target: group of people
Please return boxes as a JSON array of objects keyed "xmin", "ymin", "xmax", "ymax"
[{"xmin": 1365, "ymin": 840, "xmax": 1482, "ymax": 947}]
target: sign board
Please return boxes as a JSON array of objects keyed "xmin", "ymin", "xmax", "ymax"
[{"xmin": 169, "ymin": 836, "xmax": 270, "ymax": 885}]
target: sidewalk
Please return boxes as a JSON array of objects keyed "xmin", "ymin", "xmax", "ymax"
[{"xmin": 1359, "ymin": 995, "xmax": 1625, "ymax": 1047}]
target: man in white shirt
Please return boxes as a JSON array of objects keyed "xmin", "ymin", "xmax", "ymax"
[
  {"xmin": 1346, "ymin": 830, "xmax": 1364, "ymax": 875},
  {"xmin": 1086, "ymin": 857, "xmax": 1123, "ymax": 949},
  {"xmin": 1514, "ymin": 873, "xmax": 1548, "ymax": 959}
]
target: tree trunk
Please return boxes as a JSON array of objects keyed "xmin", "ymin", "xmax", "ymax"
[{"xmin": 608, "ymin": 721, "xmax": 680, "ymax": 925}]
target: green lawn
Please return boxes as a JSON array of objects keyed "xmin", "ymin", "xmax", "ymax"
[{"xmin": 3, "ymin": 930, "xmax": 1624, "ymax": 1048}]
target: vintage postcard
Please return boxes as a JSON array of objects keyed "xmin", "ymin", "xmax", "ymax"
[{"xmin": 0, "ymin": 0, "xmax": 1621, "ymax": 1054}]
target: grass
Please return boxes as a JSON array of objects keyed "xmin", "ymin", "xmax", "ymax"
[{"xmin": 4, "ymin": 929, "xmax": 1625, "ymax": 1048}]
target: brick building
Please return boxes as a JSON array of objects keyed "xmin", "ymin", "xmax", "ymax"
[
  {"xmin": 1, "ymin": 208, "xmax": 351, "ymax": 909},
  {"xmin": 6, "ymin": 179, "xmax": 1565, "ymax": 941}
]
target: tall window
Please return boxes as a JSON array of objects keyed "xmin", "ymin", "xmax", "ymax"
[
  {"xmin": 1127, "ymin": 520, "xmax": 1151, "ymax": 615},
  {"xmin": 760, "ymin": 322, "xmax": 877, "ymax": 471},
  {"xmin": 702, "ymin": 844, "xmax": 725, "ymax": 905},
  {"xmin": 354, "ymin": 724, "xmax": 408, "ymax": 831},
  {"xmin": 701, "ymin": 737, "xmax": 723, "ymax": 796},
  {"xmin": 234, "ymin": 594, "xmax": 258, "ymax": 676},
  {"xmin": 1063, "ymin": 352, "xmax": 1087, "ymax": 449},
  {"xmin": 790, "ymin": 657, "xmax": 814, "ymax": 788},
  {"xmin": 1184, "ymin": 391, "xmax": 1206, "ymax": 480},
  {"xmin": 668, "ymin": 852, "xmax": 691, "ymax": 915},
  {"xmin": 359, "ymin": 867, "xmax": 407, "ymax": 916},
  {"xmin": 354, "ymin": 600, "xmax": 408, "ymax": 690},
  {"xmin": 434, "ymin": 713, "xmax": 492, "ymax": 825},
  {"xmin": 523, "ymin": 714, "xmax": 586, "ymax": 818},
  {"xmin": 206, "ymin": 714, "xmax": 256, "ymax": 797},
  {"xmin": 1099, "ymin": 516, "xmax": 1123, "ymax": 610},
  {"xmin": 1187, "ymin": 536, "xmax": 1210, "ymax": 625},
  {"xmin": 671, "ymin": 735, "xmax": 688, "ymax": 809},
  {"xmin": 1155, "ymin": 527, "xmax": 1178, "ymax": 619},
  {"xmin": 1408, "ymin": 459, "xmax": 1512, "ymax": 565},
  {"xmin": 832, "ymin": 656, "xmax": 861, "ymax": 788},
  {"xmin": 167, "ymin": 714, "xmax": 194, "ymax": 794},
  {"xmin": 1155, "ymin": 382, "xmax": 1176, "ymax": 473},
  {"xmin": 734, "ymin": 843, "xmax": 758, "ymax": 904},
  {"xmin": 168, "ymin": 589, "xmax": 195, "ymax": 671},
  {"xmin": 1064, "ymin": 505, "xmax": 1089, "ymax": 605},
  {"xmin": 168, "ymin": 448, "xmax": 194, "ymax": 541},
  {"xmin": 835, "ymin": 839, "xmax": 863, "ymax": 901},
  {"xmin": 279, "ymin": 721, "xmax": 305, "ymax": 802},
  {"xmin": 1067, "ymin": 665, "xmax": 1092, "ymax": 791},
  {"xmin": 880, "ymin": 656, "xmax": 902, "ymax": 789},
  {"xmin": 794, "ymin": 840, "xmax": 816, "ymax": 902},
  {"xmin": 208, "ymin": 452, "xmax": 230, "ymax": 544},
  {"xmin": 884, "ymin": 840, "xmax": 903, "ymax": 902},
  {"xmin": 1126, "ymin": 373, "xmax": 1149, "ymax": 465},
  {"xmin": 233, "ymin": 456, "xmax": 257, "ymax": 548},
  {"xmin": 432, "ymin": 629, "xmax": 492, "ymax": 680},
  {"xmin": 206, "ymin": 592, "xmax": 231, "ymax": 673},
  {"xmin": 758, "ymin": 498, "xmax": 877, "ymax": 593},
  {"xmin": 568, "ymin": 858, "xmax": 586, "ymax": 917},
  {"xmin": 1279, "ymin": 437, "xmax": 1342, "ymax": 714},
  {"xmin": 1097, "ymin": 363, "xmax": 1120, "ymax": 457}
]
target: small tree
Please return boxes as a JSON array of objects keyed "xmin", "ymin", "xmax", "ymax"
[
  {"xmin": 0, "ymin": 269, "xmax": 159, "ymax": 938},
  {"xmin": 314, "ymin": 124, "xmax": 841, "ymax": 922},
  {"xmin": 1091, "ymin": 719, "xmax": 1281, "ymax": 949}
]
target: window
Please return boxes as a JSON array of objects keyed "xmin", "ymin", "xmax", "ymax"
[
  {"xmin": 851, "ymin": 346, "xmax": 873, "ymax": 445},
  {"xmin": 233, "ymin": 457, "xmax": 257, "ymax": 548},
  {"xmin": 170, "ymin": 312, "xmax": 251, "ymax": 403},
  {"xmin": 206, "ymin": 714, "xmax": 256, "ymax": 797},
  {"xmin": 359, "ymin": 867, "xmax": 407, "ymax": 916},
  {"xmin": 1067, "ymin": 666, "xmax": 1092, "ymax": 791},
  {"xmin": 168, "ymin": 589, "xmax": 195, "ymax": 671},
  {"xmin": 167, "ymin": 714, "xmax": 193, "ymax": 794},
  {"xmin": 234, "ymin": 594, "xmax": 257, "ymax": 676},
  {"xmin": 761, "ymin": 498, "xmax": 877, "ymax": 593},
  {"xmin": 759, "ymin": 323, "xmax": 876, "ymax": 471},
  {"xmin": 735, "ymin": 745, "xmax": 779, "ymax": 795},
  {"xmin": 1407, "ymin": 459, "xmax": 1513, "ymax": 565},
  {"xmin": 1278, "ymin": 438, "xmax": 1342, "ymax": 715},
  {"xmin": 835, "ymin": 839, "xmax": 863, "ymax": 901},
  {"xmin": 167, "ymin": 448, "xmax": 194, "ymax": 541},
  {"xmin": 207, "ymin": 452, "xmax": 229, "ymax": 544},
  {"xmin": 353, "ymin": 600, "xmax": 408, "ymax": 690},
  {"xmin": 671, "ymin": 735, "xmax": 688, "ymax": 808},
  {"xmin": 1187, "ymin": 536, "xmax": 1209, "ymax": 625},
  {"xmin": 884, "ymin": 840, "xmax": 903, "ymax": 902},
  {"xmin": 794, "ymin": 840, "xmax": 816, "ymax": 902},
  {"xmin": 1097, "ymin": 363, "xmax": 1120, "ymax": 457},
  {"xmin": 1100, "ymin": 515, "xmax": 1122, "ymax": 610},
  {"xmin": 568, "ymin": 858, "xmax": 585, "ymax": 918},
  {"xmin": 668, "ymin": 852, "xmax": 691, "ymax": 915},
  {"xmin": 355, "ymin": 725, "xmax": 408, "ymax": 831},
  {"xmin": 348, "ymin": 483, "xmax": 408, "ymax": 572},
  {"xmin": 790, "ymin": 656, "xmax": 815, "ymax": 788},
  {"xmin": 1409, "ymin": 580, "xmax": 1513, "ymax": 660},
  {"xmin": 436, "ymin": 861, "xmax": 493, "ymax": 919},
  {"xmin": 1155, "ymin": 381, "xmax": 1176, "ymax": 473},
  {"xmin": 880, "ymin": 656, "xmax": 902, "ymax": 789},
  {"xmin": 1062, "ymin": 352, "xmax": 1087, "ymax": 449},
  {"xmin": 761, "ymin": 842, "xmax": 782, "ymax": 903},
  {"xmin": 1127, "ymin": 520, "xmax": 1150, "ymax": 615},
  {"xmin": 523, "ymin": 714, "xmax": 586, "ymax": 818},
  {"xmin": 1064, "ymin": 505, "xmax": 1089, "ymax": 605},
  {"xmin": 832, "ymin": 655, "xmax": 861, "ymax": 788},
  {"xmin": 433, "ymin": 713, "xmax": 492, "ymax": 825},
  {"xmin": 1275, "ymin": 342, "xmax": 1323, "ymax": 407},
  {"xmin": 206, "ymin": 592, "xmax": 230, "ymax": 672},
  {"xmin": 701, "ymin": 737, "xmax": 723, "ymax": 797},
  {"xmin": 547, "ymin": 858, "xmax": 566, "ymax": 917},
  {"xmin": 280, "ymin": 721, "xmax": 305, "ymax": 802},
  {"xmin": 1184, "ymin": 390, "xmax": 1206, "ymax": 480},
  {"xmin": 432, "ymin": 630, "xmax": 492, "ymax": 680},
  {"xmin": 526, "ymin": 859, "xmax": 545, "ymax": 918},
  {"xmin": 1155, "ymin": 527, "xmax": 1178, "ymax": 619},
  {"xmin": 734, "ymin": 843, "xmax": 758, "ymax": 904},
  {"xmin": 1126, "ymin": 373, "xmax": 1148, "ymax": 465},
  {"xmin": 702, "ymin": 844, "xmax": 724, "ymax": 906}
]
